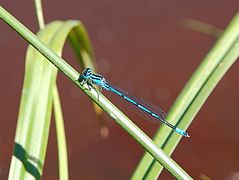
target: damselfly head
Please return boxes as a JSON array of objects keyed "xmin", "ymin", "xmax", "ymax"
[
  {"xmin": 78, "ymin": 68, "xmax": 92, "ymax": 82},
  {"xmin": 83, "ymin": 68, "xmax": 92, "ymax": 78}
]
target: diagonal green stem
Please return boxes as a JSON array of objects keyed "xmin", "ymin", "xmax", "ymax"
[{"xmin": 0, "ymin": 5, "xmax": 192, "ymax": 179}]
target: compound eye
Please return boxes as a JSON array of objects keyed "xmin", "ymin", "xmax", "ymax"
[
  {"xmin": 83, "ymin": 68, "xmax": 92, "ymax": 77},
  {"xmin": 87, "ymin": 68, "xmax": 92, "ymax": 74}
]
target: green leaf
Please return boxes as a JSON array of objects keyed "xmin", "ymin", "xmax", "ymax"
[
  {"xmin": 67, "ymin": 22, "xmax": 104, "ymax": 120},
  {"xmin": 8, "ymin": 20, "xmax": 95, "ymax": 179},
  {"xmin": 181, "ymin": 19, "xmax": 222, "ymax": 37},
  {"xmin": 132, "ymin": 12, "xmax": 239, "ymax": 180}
]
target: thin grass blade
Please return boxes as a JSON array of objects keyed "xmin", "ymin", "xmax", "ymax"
[
  {"xmin": 132, "ymin": 12, "xmax": 239, "ymax": 179},
  {"xmin": 7, "ymin": 20, "xmax": 94, "ymax": 179}
]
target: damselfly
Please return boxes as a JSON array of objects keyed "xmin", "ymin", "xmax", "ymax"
[{"xmin": 78, "ymin": 68, "xmax": 189, "ymax": 137}]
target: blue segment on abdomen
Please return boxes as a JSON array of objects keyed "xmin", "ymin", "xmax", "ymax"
[
  {"xmin": 123, "ymin": 96, "xmax": 137, "ymax": 105},
  {"xmin": 110, "ymin": 88, "xmax": 123, "ymax": 96},
  {"xmin": 152, "ymin": 113, "xmax": 159, "ymax": 118},
  {"xmin": 175, "ymin": 127, "xmax": 187, "ymax": 136},
  {"xmin": 137, "ymin": 104, "xmax": 151, "ymax": 113}
]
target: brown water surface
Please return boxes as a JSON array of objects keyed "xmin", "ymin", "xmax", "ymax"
[{"xmin": 0, "ymin": 1, "xmax": 239, "ymax": 179}]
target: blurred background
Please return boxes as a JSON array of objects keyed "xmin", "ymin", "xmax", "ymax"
[{"xmin": 0, "ymin": 0, "xmax": 239, "ymax": 179}]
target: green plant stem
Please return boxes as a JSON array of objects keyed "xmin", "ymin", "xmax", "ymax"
[
  {"xmin": 181, "ymin": 19, "xmax": 222, "ymax": 37},
  {"xmin": 34, "ymin": 0, "xmax": 45, "ymax": 30},
  {"xmin": 141, "ymin": 36, "xmax": 239, "ymax": 180},
  {"xmin": 154, "ymin": 33, "xmax": 239, "ymax": 175},
  {"xmin": 0, "ymin": 6, "xmax": 192, "ymax": 179},
  {"xmin": 53, "ymin": 86, "xmax": 69, "ymax": 180},
  {"xmin": 0, "ymin": 6, "xmax": 78, "ymax": 80},
  {"xmin": 34, "ymin": 1, "xmax": 69, "ymax": 179},
  {"xmin": 132, "ymin": 12, "xmax": 239, "ymax": 179}
]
